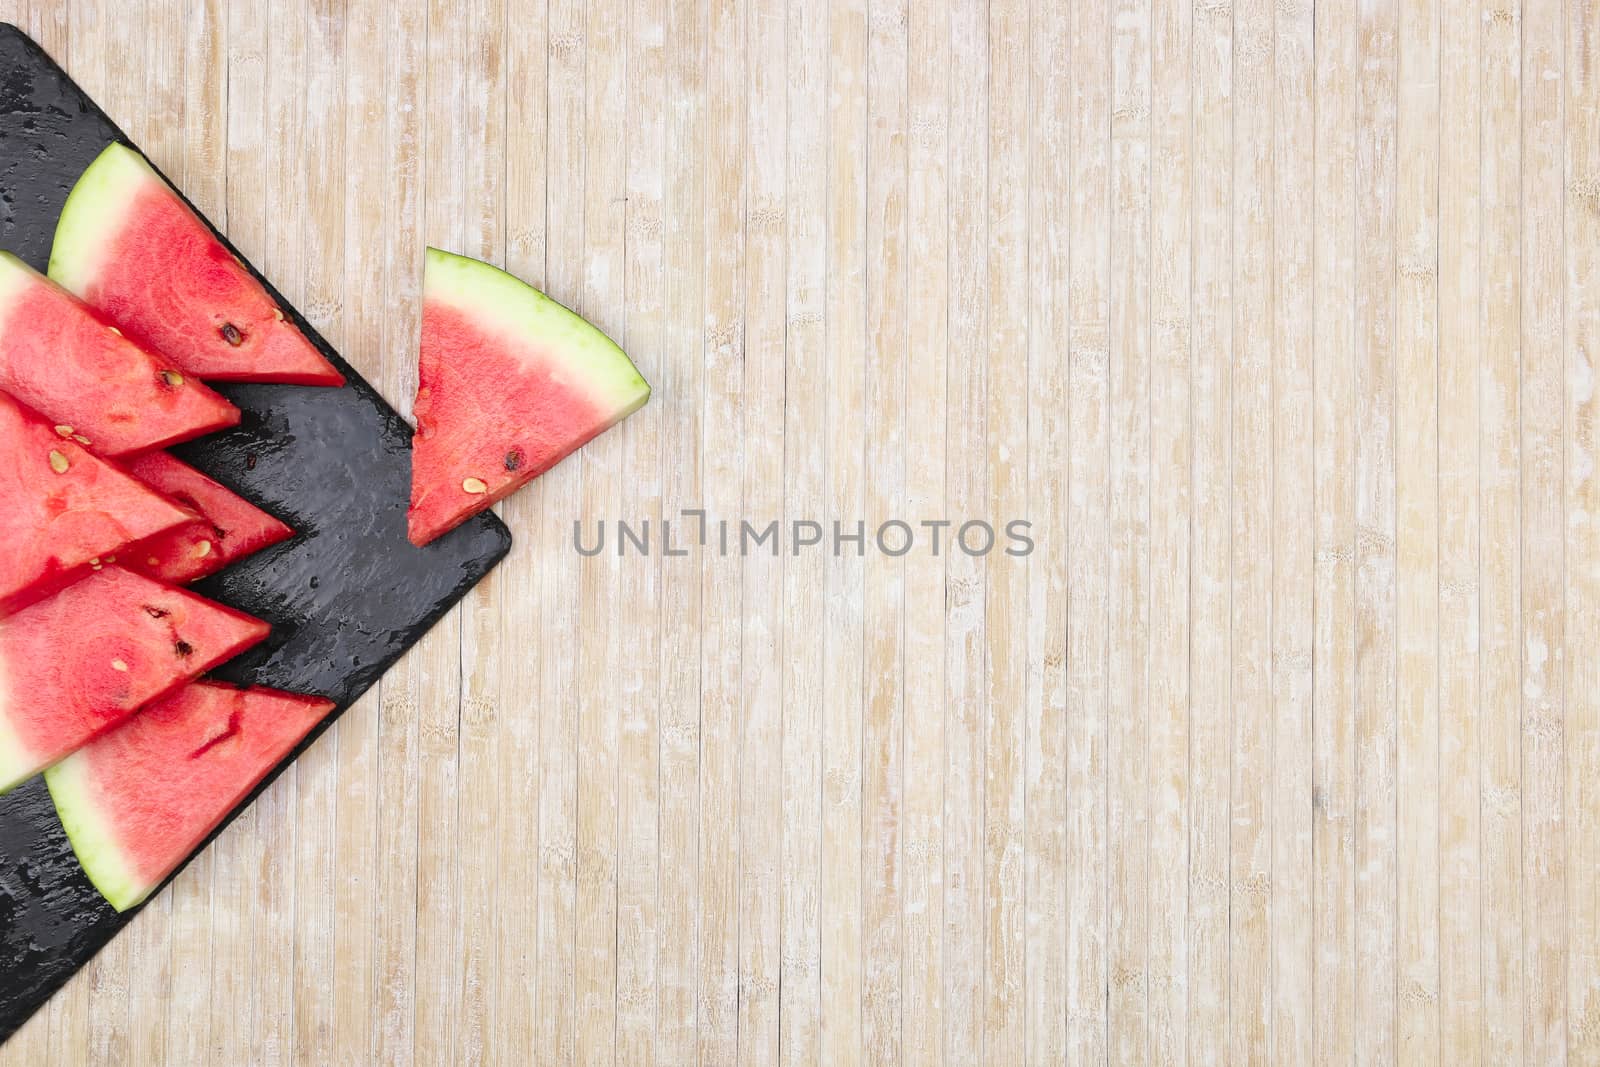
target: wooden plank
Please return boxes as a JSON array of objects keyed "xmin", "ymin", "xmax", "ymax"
[
  {"xmin": 1229, "ymin": 0, "xmax": 1273, "ymax": 1056},
  {"xmin": 1024, "ymin": 0, "xmax": 1069, "ymax": 1058},
  {"xmin": 779, "ymin": 0, "xmax": 827, "ymax": 1061},
  {"xmin": 942, "ymin": 0, "xmax": 986, "ymax": 1061},
  {"xmin": 1395, "ymin": 0, "xmax": 1441, "ymax": 1059},
  {"xmin": 821, "ymin": 0, "xmax": 866, "ymax": 1059},
  {"xmin": 1437, "ymin": 0, "xmax": 1484, "ymax": 1057},
  {"xmin": 617, "ymin": 0, "xmax": 666, "ymax": 1061},
  {"xmin": 1271, "ymin": 0, "xmax": 1316, "ymax": 1061},
  {"xmin": 696, "ymin": 0, "xmax": 745, "ymax": 1058},
  {"xmin": 1147, "ymin": 0, "xmax": 1192, "ymax": 1058},
  {"xmin": 574, "ymin": 0, "xmax": 627, "ymax": 1059},
  {"xmin": 1520, "ymin": 0, "xmax": 1569, "ymax": 1057},
  {"xmin": 655, "ymin": 0, "xmax": 706, "ymax": 1058},
  {"xmin": 982, "ymin": 0, "xmax": 1028, "ymax": 1039},
  {"xmin": 1188, "ymin": 0, "xmax": 1231, "ymax": 1058},
  {"xmin": 1353, "ymin": 0, "xmax": 1400, "ymax": 1058},
  {"xmin": 1312, "ymin": 0, "xmax": 1359, "ymax": 1060},
  {"xmin": 1107, "ymin": 0, "xmax": 1151, "ymax": 1054},
  {"xmin": 1480, "ymin": 0, "xmax": 1526, "ymax": 1057},
  {"xmin": 861, "ymin": 0, "xmax": 906, "ymax": 1059},
  {"xmin": 903, "ymin": 0, "xmax": 949, "ymax": 1060},
  {"xmin": 1564, "ymin": 0, "xmax": 1600, "ymax": 1056},
  {"xmin": 1066, "ymin": 0, "xmax": 1112, "ymax": 1057},
  {"xmin": 495, "ymin": 1, "xmax": 548, "ymax": 1063},
  {"xmin": 737, "ymin": 0, "xmax": 787, "ymax": 1060}
]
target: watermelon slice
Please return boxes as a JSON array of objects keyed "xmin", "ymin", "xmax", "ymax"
[
  {"xmin": 0, "ymin": 252, "xmax": 240, "ymax": 456},
  {"xmin": 48, "ymin": 143, "xmax": 345, "ymax": 387},
  {"xmin": 0, "ymin": 566, "xmax": 270, "ymax": 793},
  {"xmin": 46, "ymin": 682, "xmax": 333, "ymax": 911},
  {"xmin": 0, "ymin": 391, "xmax": 196, "ymax": 615},
  {"xmin": 120, "ymin": 452, "xmax": 294, "ymax": 585},
  {"xmin": 407, "ymin": 247, "xmax": 650, "ymax": 546}
]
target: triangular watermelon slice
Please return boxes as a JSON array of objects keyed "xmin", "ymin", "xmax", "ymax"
[
  {"xmin": 407, "ymin": 247, "xmax": 650, "ymax": 546},
  {"xmin": 0, "ymin": 391, "xmax": 197, "ymax": 615},
  {"xmin": 120, "ymin": 452, "xmax": 294, "ymax": 585},
  {"xmin": 48, "ymin": 143, "xmax": 345, "ymax": 387},
  {"xmin": 0, "ymin": 251, "xmax": 240, "ymax": 456},
  {"xmin": 0, "ymin": 566, "xmax": 270, "ymax": 793},
  {"xmin": 46, "ymin": 682, "xmax": 333, "ymax": 911}
]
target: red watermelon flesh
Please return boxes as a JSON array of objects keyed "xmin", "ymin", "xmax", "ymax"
[
  {"xmin": 0, "ymin": 566, "xmax": 270, "ymax": 793},
  {"xmin": 48, "ymin": 143, "xmax": 344, "ymax": 387},
  {"xmin": 46, "ymin": 682, "xmax": 333, "ymax": 911},
  {"xmin": 121, "ymin": 452, "xmax": 293, "ymax": 585},
  {"xmin": 0, "ymin": 391, "xmax": 197, "ymax": 616},
  {"xmin": 0, "ymin": 251, "xmax": 240, "ymax": 456},
  {"xmin": 407, "ymin": 247, "xmax": 650, "ymax": 546}
]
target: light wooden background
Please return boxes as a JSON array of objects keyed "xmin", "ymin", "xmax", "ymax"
[{"xmin": 1, "ymin": 0, "xmax": 1597, "ymax": 1063}]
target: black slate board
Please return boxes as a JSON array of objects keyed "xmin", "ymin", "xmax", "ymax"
[{"xmin": 0, "ymin": 24, "xmax": 511, "ymax": 1044}]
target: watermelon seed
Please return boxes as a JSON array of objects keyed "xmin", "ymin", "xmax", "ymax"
[
  {"xmin": 193, "ymin": 540, "xmax": 213, "ymax": 559},
  {"xmin": 111, "ymin": 659, "xmax": 128, "ymax": 672},
  {"xmin": 174, "ymin": 640, "xmax": 194, "ymax": 658},
  {"xmin": 73, "ymin": 434, "xmax": 91, "ymax": 446},
  {"xmin": 48, "ymin": 449, "xmax": 69, "ymax": 473},
  {"xmin": 52, "ymin": 424, "xmax": 73, "ymax": 437},
  {"xmin": 220, "ymin": 322, "xmax": 244, "ymax": 346},
  {"xmin": 104, "ymin": 555, "xmax": 116, "ymax": 563},
  {"xmin": 142, "ymin": 605, "xmax": 169, "ymax": 618},
  {"xmin": 504, "ymin": 449, "xmax": 524, "ymax": 472},
  {"xmin": 160, "ymin": 369, "xmax": 185, "ymax": 387},
  {"xmin": 107, "ymin": 326, "xmax": 122, "ymax": 337},
  {"xmin": 146, "ymin": 557, "xmax": 160, "ymax": 567},
  {"xmin": 462, "ymin": 477, "xmax": 488, "ymax": 495}
]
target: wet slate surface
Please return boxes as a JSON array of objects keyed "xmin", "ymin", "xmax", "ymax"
[{"xmin": 0, "ymin": 23, "xmax": 511, "ymax": 1044}]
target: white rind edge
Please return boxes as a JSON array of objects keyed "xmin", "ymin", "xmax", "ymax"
[
  {"xmin": 48, "ymin": 143, "xmax": 156, "ymax": 297},
  {"xmin": 0, "ymin": 252, "xmax": 41, "ymax": 339},
  {"xmin": 0, "ymin": 648, "xmax": 40, "ymax": 794},
  {"xmin": 44, "ymin": 751, "xmax": 145, "ymax": 911},
  {"xmin": 422, "ymin": 246, "xmax": 651, "ymax": 414}
]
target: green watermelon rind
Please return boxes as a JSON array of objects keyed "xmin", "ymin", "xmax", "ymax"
[
  {"xmin": 47, "ymin": 142, "xmax": 150, "ymax": 297},
  {"xmin": 45, "ymin": 751, "xmax": 145, "ymax": 911},
  {"xmin": 423, "ymin": 246, "xmax": 651, "ymax": 415}
]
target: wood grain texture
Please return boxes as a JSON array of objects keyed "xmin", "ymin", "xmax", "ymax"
[{"xmin": 2, "ymin": 1, "xmax": 1598, "ymax": 1063}]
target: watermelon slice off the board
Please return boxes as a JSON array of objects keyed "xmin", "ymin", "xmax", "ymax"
[
  {"xmin": 0, "ymin": 251, "xmax": 240, "ymax": 456},
  {"xmin": 47, "ymin": 143, "xmax": 345, "ymax": 387},
  {"xmin": 120, "ymin": 452, "xmax": 294, "ymax": 585},
  {"xmin": 407, "ymin": 247, "xmax": 651, "ymax": 546},
  {"xmin": 0, "ymin": 566, "xmax": 270, "ymax": 793},
  {"xmin": 0, "ymin": 391, "xmax": 196, "ymax": 616},
  {"xmin": 45, "ymin": 682, "xmax": 334, "ymax": 911}
]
